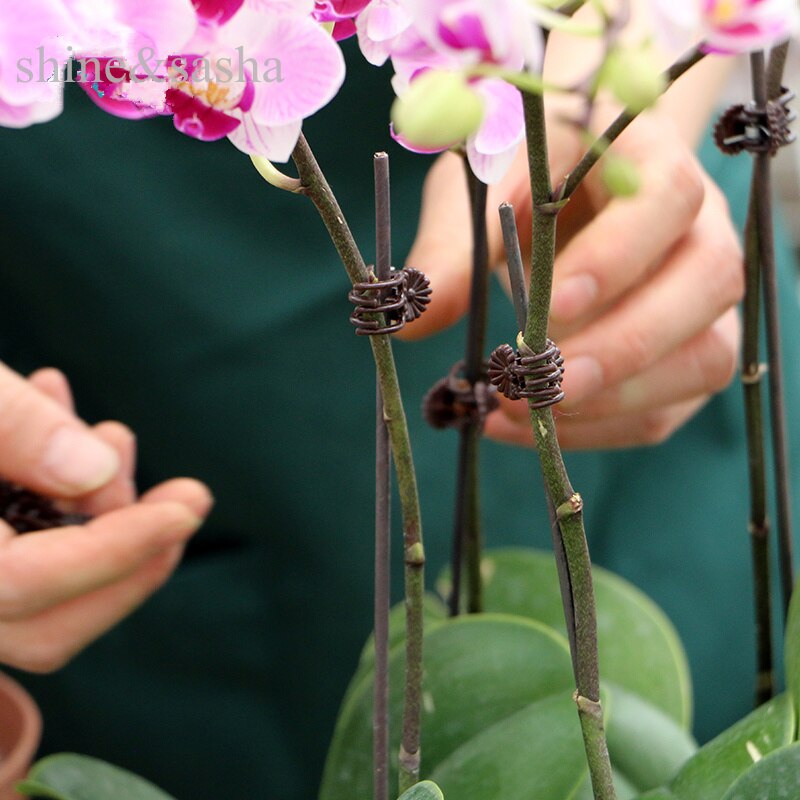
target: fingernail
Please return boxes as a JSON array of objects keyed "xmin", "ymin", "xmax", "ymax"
[
  {"xmin": 561, "ymin": 356, "xmax": 604, "ymax": 408},
  {"xmin": 551, "ymin": 274, "xmax": 598, "ymax": 323},
  {"xmin": 42, "ymin": 426, "xmax": 120, "ymax": 493}
]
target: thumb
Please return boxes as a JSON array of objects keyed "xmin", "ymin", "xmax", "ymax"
[{"xmin": 0, "ymin": 363, "xmax": 119, "ymax": 497}]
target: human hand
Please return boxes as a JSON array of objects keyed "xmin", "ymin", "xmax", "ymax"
[
  {"xmin": 0, "ymin": 364, "xmax": 212, "ymax": 672},
  {"xmin": 403, "ymin": 111, "xmax": 744, "ymax": 449}
]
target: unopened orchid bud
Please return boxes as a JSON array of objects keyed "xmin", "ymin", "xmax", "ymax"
[
  {"xmin": 391, "ymin": 70, "xmax": 484, "ymax": 151},
  {"xmin": 600, "ymin": 46, "xmax": 666, "ymax": 113},
  {"xmin": 602, "ymin": 154, "xmax": 640, "ymax": 197}
]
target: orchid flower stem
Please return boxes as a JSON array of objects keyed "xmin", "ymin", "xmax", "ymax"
[
  {"xmin": 741, "ymin": 179, "xmax": 774, "ymax": 705},
  {"xmin": 749, "ymin": 47, "xmax": 795, "ymax": 618},
  {"xmin": 449, "ymin": 165, "xmax": 490, "ymax": 617},
  {"xmin": 500, "ymin": 203, "xmax": 579, "ymax": 669},
  {"xmin": 373, "ymin": 153, "xmax": 392, "ymax": 800},
  {"xmin": 291, "ymin": 135, "xmax": 425, "ymax": 793},
  {"xmin": 521, "ymin": 90, "xmax": 616, "ymax": 800},
  {"xmin": 559, "ymin": 46, "xmax": 705, "ymax": 200}
]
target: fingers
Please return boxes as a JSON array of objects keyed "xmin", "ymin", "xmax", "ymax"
[
  {"xmin": 140, "ymin": 477, "xmax": 214, "ymax": 519},
  {"xmin": 0, "ymin": 362, "xmax": 119, "ymax": 497},
  {"xmin": 555, "ymin": 180, "xmax": 744, "ymax": 410},
  {"xmin": 575, "ymin": 309, "xmax": 740, "ymax": 419},
  {"xmin": 0, "ymin": 495, "xmax": 209, "ymax": 620},
  {"xmin": 76, "ymin": 421, "xmax": 138, "ymax": 515},
  {"xmin": 0, "ymin": 545, "xmax": 185, "ymax": 673},
  {"xmin": 485, "ymin": 398, "xmax": 708, "ymax": 451},
  {"xmin": 550, "ymin": 122, "xmax": 706, "ymax": 327},
  {"xmin": 28, "ymin": 368, "xmax": 75, "ymax": 412}
]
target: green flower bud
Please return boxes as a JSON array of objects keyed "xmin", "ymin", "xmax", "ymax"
[
  {"xmin": 600, "ymin": 46, "xmax": 666, "ymax": 113},
  {"xmin": 602, "ymin": 154, "xmax": 641, "ymax": 197},
  {"xmin": 391, "ymin": 70, "xmax": 484, "ymax": 150}
]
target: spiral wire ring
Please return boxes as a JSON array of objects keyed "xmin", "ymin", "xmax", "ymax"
[
  {"xmin": 422, "ymin": 360, "xmax": 499, "ymax": 430},
  {"xmin": 349, "ymin": 267, "xmax": 431, "ymax": 335},
  {"xmin": 488, "ymin": 339, "xmax": 565, "ymax": 409},
  {"xmin": 714, "ymin": 87, "xmax": 796, "ymax": 157}
]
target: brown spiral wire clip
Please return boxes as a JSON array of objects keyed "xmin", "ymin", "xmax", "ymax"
[
  {"xmin": 487, "ymin": 339, "xmax": 566, "ymax": 409},
  {"xmin": 714, "ymin": 87, "xmax": 796, "ymax": 157},
  {"xmin": 349, "ymin": 267, "xmax": 431, "ymax": 335},
  {"xmin": 422, "ymin": 360, "xmax": 500, "ymax": 431}
]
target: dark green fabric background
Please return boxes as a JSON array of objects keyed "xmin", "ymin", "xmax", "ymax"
[{"xmin": 0, "ymin": 42, "xmax": 798, "ymax": 799}]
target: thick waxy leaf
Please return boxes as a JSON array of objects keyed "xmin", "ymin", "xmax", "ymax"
[
  {"xmin": 572, "ymin": 769, "xmax": 639, "ymax": 800},
  {"xmin": 603, "ymin": 684, "xmax": 696, "ymax": 790},
  {"xmin": 319, "ymin": 615, "xmax": 574, "ymax": 800},
  {"xmin": 17, "ymin": 754, "xmax": 177, "ymax": 800},
  {"xmin": 398, "ymin": 781, "xmax": 445, "ymax": 800},
  {"xmin": 438, "ymin": 549, "xmax": 691, "ymax": 728},
  {"xmin": 784, "ymin": 576, "xmax": 800, "ymax": 719},
  {"xmin": 354, "ymin": 594, "xmax": 448, "ymax": 683},
  {"xmin": 428, "ymin": 692, "xmax": 589, "ymax": 800},
  {"xmin": 721, "ymin": 743, "xmax": 800, "ymax": 799},
  {"xmin": 669, "ymin": 694, "xmax": 795, "ymax": 800}
]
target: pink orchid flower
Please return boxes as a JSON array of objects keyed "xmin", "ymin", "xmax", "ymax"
[
  {"xmin": 0, "ymin": 0, "xmax": 196, "ymax": 127},
  {"xmin": 313, "ymin": 0, "xmax": 371, "ymax": 40},
  {"xmin": 391, "ymin": 62, "xmax": 525, "ymax": 184},
  {"xmin": 378, "ymin": 0, "xmax": 536, "ymax": 184},
  {"xmin": 78, "ymin": 0, "xmax": 346, "ymax": 162},
  {"xmin": 651, "ymin": 0, "xmax": 800, "ymax": 53}
]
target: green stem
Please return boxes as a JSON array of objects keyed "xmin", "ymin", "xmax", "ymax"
[
  {"xmin": 291, "ymin": 135, "xmax": 425, "ymax": 792},
  {"xmin": 741, "ymin": 182, "xmax": 774, "ymax": 705},
  {"xmin": 749, "ymin": 50, "xmax": 795, "ymax": 617},
  {"xmin": 522, "ymin": 91, "xmax": 616, "ymax": 800},
  {"xmin": 558, "ymin": 47, "xmax": 705, "ymax": 200}
]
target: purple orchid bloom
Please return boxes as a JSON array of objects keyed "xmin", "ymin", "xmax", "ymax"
[
  {"xmin": 650, "ymin": 0, "xmax": 800, "ymax": 53},
  {"xmin": 0, "ymin": 0, "xmax": 197, "ymax": 128},
  {"xmin": 73, "ymin": 0, "xmax": 346, "ymax": 161}
]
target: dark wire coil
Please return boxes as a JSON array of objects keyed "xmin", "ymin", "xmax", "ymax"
[
  {"xmin": 422, "ymin": 360, "xmax": 499, "ymax": 430},
  {"xmin": 714, "ymin": 87, "xmax": 796, "ymax": 157},
  {"xmin": 349, "ymin": 270, "xmax": 407, "ymax": 335},
  {"xmin": 488, "ymin": 339, "xmax": 565, "ymax": 409},
  {"xmin": 348, "ymin": 267, "xmax": 431, "ymax": 335}
]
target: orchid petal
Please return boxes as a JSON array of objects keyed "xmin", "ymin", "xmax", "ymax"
[
  {"xmin": 107, "ymin": 0, "xmax": 198, "ymax": 58},
  {"xmin": 0, "ymin": 0, "xmax": 75, "ymax": 106},
  {"xmin": 192, "ymin": 0, "xmax": 245, "ymax": 25},
  {"xmin": 466, "ymin": 137, "xmax": 517, "ymax": 184},
  {"xmin": 0, "ymin": 94, "xmax": 63, "ymax": 128},
  {"xmin": 227, "ymin": 114, "xmax": 302, "ymax": 161},
  {"xmin": 470, "ymin": 78, "xmax": 524, "ymax": 156},
  {"xmin": 225, "ymin": 14, "xmax": 345, "ymax": 127},
  {"xmin": 168, "ymin": 88, "xmax": 242, "ymax": 140}
]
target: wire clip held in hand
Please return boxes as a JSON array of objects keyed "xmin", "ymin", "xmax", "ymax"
[
  {"xmin": 422, "ymin": 360, "xmax": 500, "ymax": 431},
  {"xmin": 488, "ymin": 338, "xmax": 565, "ymax": 409},
  {"xmin": 714, "ymin": 87, "xmax": 796, "ymax": 157},
  {"xmin": 348, "ymin": 267, "xmax": 431, "ymax": 335}
]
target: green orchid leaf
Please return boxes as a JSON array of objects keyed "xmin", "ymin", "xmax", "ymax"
[
  {"xmin": 603, "ymin": 683, "xmax": 696, "ymax": 791},
  {"xmin": 572, "ymin": 769, "xmax": 639, "ymax": 800},
  {"xmin": 319, "ymin": 615, "xmax": 574, "ymax": 800},
  {"xmin": 17, "ymin": 754, "xmax": 177, "ymax": 800},
  {"xmin": 355, "ymin": 594, "xmax": 448, "ymax": 682},
  {"xmin": 428, "ymin": 692, "xmax": 589, "ymax": 800},
  {"xmin": 398, "ymin": 781, "xmax": 445, "ymax": 800},
  {"xmin": 438, "ymin": 549, "xmax": 692, "ymax": 728},
  {"xmin": 669, "ymin": 694, "xmax": 795, "ymax": 800},
  {"xmin": 632, "ymin": 790, "xmax": 676, "ymax": 799},
  {"xmin": 720, "ymin": 742, "xmax": 800, "ymax": 799},
  {"xmin": 784, "ymin": 576, "xmax": 800, "ymax": 719}
]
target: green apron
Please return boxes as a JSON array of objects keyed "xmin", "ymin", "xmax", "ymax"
[{"xmin": 0, "ymin": 42, "xmax": 797, "ymax": 800}]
